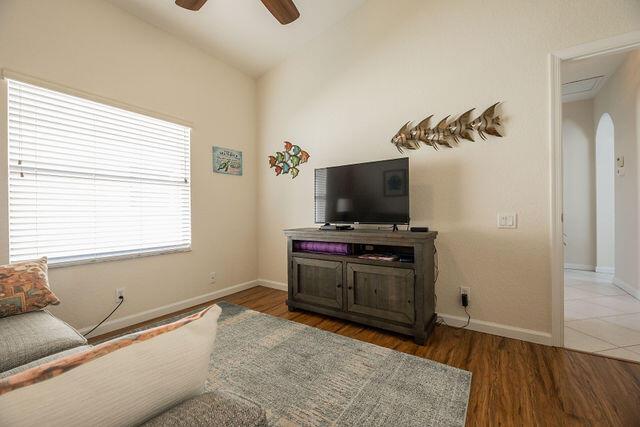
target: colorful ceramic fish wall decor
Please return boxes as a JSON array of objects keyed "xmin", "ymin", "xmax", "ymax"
[
  {"xmin": 391, "ymin": 102, "xmax": 503, "ymax": 153},
  {"xmin": 268, "ymin": 141, "xmax": 310, "ymax": 179}
]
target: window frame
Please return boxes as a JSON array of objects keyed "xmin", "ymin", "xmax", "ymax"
[{"xmin": 2, "ymin": 71, "xmax": 194, "ymax": 268}]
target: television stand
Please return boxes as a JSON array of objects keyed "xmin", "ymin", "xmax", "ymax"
[{"xmin": 284, "ymin": 228, "xmax": 438, "ymax": 345}]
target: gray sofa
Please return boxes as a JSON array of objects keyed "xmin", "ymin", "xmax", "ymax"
[{"xmin": 0, "ymin": 310, "xmax": 267, "ymax": 427}]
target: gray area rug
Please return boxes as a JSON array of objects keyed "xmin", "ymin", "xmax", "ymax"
[{"xmin": 102, "ymin": 302, "xmax": 471, "ymax": 426}]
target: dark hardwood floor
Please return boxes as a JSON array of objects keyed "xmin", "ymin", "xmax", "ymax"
[{"xmin": 91, "ymin": 286, "xmax": 640, "ymax": 426}]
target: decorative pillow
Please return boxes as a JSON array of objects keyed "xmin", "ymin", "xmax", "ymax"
[
  {"xmin": 0, "ymin": 304, "xmax": 222, "ymax": 427},
  {"xmin": 0, "ymin": 257, "xmax": 60, "ymax": 318}
]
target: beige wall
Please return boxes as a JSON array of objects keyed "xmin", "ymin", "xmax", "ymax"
[
  {"xmin": 562, "ymin": 100, "xmax": 596, "ymax": 269},
  {"xmin": 594, "ymin": 49, "xmax": 640, "ymax": 292},
  {"xmin": 0, "ymin": 0, "xmax": 258, "ymax": 329},
  {"xmin": 256, "ymin": 0, "xmax": 640, "ymax": 334}
]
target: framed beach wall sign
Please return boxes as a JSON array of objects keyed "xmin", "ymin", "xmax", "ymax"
[{"xmin": 213, "ymin": 146, "xmax": 243, "ymax": 176}]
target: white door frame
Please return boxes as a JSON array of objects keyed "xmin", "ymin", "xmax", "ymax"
[{"xmin": 549, "ymin": 31, "xmax": 640, "ymax": 347}]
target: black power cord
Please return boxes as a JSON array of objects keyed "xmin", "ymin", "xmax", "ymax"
[
  {"xmin": 438, "ymin": 306, "xmax": 471, "ymax": 330},
  {"xmin": 83, "ymin": 296, "xmax": 124, "ymax": 337},
  {"xmin": 434, "ymin": 244, "xmax": 472, "ymax": 329}
]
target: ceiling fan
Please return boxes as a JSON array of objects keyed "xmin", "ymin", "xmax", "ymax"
[{"xmin": 175, "ymin": 0, "xmax": 300, "ymax": 25}]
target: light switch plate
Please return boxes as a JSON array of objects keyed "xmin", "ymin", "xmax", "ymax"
[{"xmin": 498, "ymin": 212, "xmax": 517, "ymax": 229}]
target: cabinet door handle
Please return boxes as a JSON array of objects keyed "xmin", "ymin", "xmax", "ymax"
[
  {"xmin": 348, "ymin": 286, "xmax": 353, "ymax": 290},
  {"xmin": 337, "ymin": 284, "xmax": 342, "ymax": 288}
]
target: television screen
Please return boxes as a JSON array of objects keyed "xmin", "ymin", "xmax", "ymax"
[{"xmin": 314, "ymin": 158, "xmax": 409, "ymax": 225}]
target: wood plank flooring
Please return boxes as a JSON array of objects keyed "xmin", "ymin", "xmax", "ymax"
[{"xmin": 91, "ymin": 286, "xmax": 640, "ymax": 426}]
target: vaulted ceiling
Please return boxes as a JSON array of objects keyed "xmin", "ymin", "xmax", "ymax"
[{"xmin": 107, "ymin": 0, "xmax": 367, "ymax": 77}]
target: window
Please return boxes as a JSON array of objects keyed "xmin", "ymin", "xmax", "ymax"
[{"xmin": 7, "ymin": 79, "xmax": 191, "ymax": 265}]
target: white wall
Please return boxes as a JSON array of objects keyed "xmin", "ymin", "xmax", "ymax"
[
  {"xmin": 563, "ymin": 100, "xmax": 597, "ymax": 270},
  {"xmin": 595, "ymin": 113, "xmax": 616, "ymax": 273},
  {"xmin": 0, "ymin": 0, "xmax": 258, "ymax": 330},
  {"xmin": 594, "ymin": 50, "xmax": 640, "ymax": 292},
  {"xmin": 256, "ymin": 0, "xmax": 640, "ymax": 336}
]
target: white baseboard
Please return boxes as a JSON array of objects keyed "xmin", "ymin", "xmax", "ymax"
[
  {"xmin": 613, "ymin": 277, "xmax": 640, "ymax": 299},
  {"xmin": 564, "ymin": 263, "xmax": 595, "ymax": 271},
  {"xmin": 79, "ymin": 277, "xmax": 552, "ymax": 346},
  {"xmin": 255, "ymin": 279, "xmax": 551, "ymax": 346},
  {"xmin": 257, "ymin": 279, "xmax": 288, "ymax": 291},
  {"xmin": 438, "ymin": 313, "xmax": 552, "ymax": 345},
  {"xmin": 78, "ymin": 280, "xmax": 260, "ymax": 336},
  {"xmin": 596, "ymin": 266, "xmax": 615, "ymax": 274}
]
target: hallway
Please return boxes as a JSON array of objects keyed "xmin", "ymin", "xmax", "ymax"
[{"xmin": 565, "ymin": 269, "xmax": 640, "ymax": 362}]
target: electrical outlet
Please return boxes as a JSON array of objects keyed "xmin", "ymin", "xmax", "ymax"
[
  {"xmin": 209, "ymin": 272, "xmax": 217, "ymax": 284},
  {"xmin": 460, "ymin": 287, "xmax": 470, "ymax": 306},
  {"xmin": 115, "ymin": 288, "xmax": 125, "ymax": 303}
]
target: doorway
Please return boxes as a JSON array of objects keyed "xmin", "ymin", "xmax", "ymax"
[
  {"xmin": 595, "ymin": 113, "xmax": 615, "ymax": 274},
  {"xmin": 556, "ymin": 39, "xmax": 640, "ymax": 362}
]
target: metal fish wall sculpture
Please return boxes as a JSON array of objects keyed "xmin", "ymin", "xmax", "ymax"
[
  {"xmin": 391, "ymin": 102, "xmax": 503, "ymax": 153},
  {"xmin": 268, "ymin": 141, "xmax": 310, "ymax": 179}
]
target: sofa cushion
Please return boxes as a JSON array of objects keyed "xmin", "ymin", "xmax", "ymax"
[
  {"xmin": 0, "ymin": 305, "xmax": 221, "ymax": 427},
  {"xmin": 141, "ymin": 390, "xmax": 268, "ymax": 427},
  {"xmin": 0, "ymin": 310, "xmax": 87, "ymax": 373},
  {"xmin": 0, "ymin": 345, "xmax": 92, "ymax": 380},
  {"xmin": 0, "ymin": 257, "xmax": 60, "ymax": 318}
]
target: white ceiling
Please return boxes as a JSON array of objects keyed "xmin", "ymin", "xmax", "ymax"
[
  {"xmin": 107, "ymin": 0, "xmax": 367, "ymax": 77},
  {"xmin": 561, "ymin": 50, "xmax": 630, "ymax": 102}
]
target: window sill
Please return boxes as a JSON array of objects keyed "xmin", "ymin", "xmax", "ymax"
[{"xmin": 47, "ymin": 247, "xmax": 192, "ymax": 269}]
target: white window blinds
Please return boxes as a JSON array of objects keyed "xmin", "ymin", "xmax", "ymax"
[{"xmin": 7, "ymin": 79, "xmax": 192, "ymax": 265}]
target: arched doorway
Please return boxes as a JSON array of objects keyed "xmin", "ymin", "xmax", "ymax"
[{"xmin": 595, "ymin": 113, "xmax": 615, "ymax": 273}]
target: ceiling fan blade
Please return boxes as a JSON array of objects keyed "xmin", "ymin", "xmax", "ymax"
[
  {"xmin": 260, "ymin": 0, "xmax": 300, "ymax": 25},
  {"xmin": 175, "ymin": 0, "xmax": 208, "ymax": 11}
]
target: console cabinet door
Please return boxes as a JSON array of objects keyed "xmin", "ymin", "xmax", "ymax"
[
  {"xmin": 346, "ymin": 263, "xmax": 415, "ymax": 324},
  {"xmin": 292, "ymin": 257, "xmax": 343, "ymax": 309}
]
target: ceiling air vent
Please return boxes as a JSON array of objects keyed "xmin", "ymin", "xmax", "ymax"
[{"xmin": 562, "ymin": 76, "xmax": 604, "ymax": 98}]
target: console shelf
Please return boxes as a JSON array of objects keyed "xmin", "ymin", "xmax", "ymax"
[
  {"xmin": 291, "ymin": 251, "xmax": 415, "ymax": 269},
  {"xmin": 284, "ymin": 228, "xmax": 437, "ymax": 345}
]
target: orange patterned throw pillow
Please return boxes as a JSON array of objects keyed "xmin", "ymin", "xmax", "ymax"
[{"xmin": 0, "ymin": 257, "xmax": 60, "ymax": 318}]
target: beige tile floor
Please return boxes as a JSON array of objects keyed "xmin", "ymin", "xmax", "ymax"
[{"xmin": 564, "ymin": 269, "xmax": 640, "ymax": 362}]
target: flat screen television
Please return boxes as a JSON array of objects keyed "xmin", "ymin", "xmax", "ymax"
[{"xmin": 314, "ymin": 158, "xmax": 409, "ymax": 225}]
